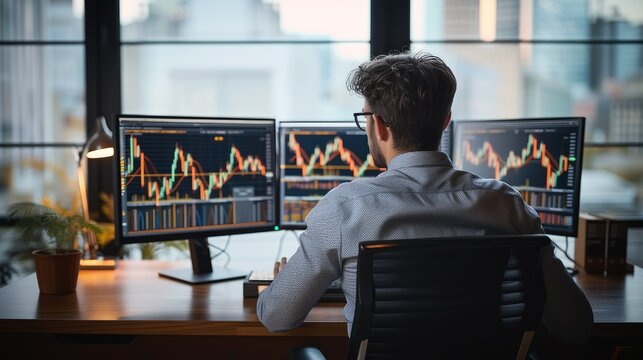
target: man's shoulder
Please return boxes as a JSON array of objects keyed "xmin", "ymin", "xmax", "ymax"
[
  {"xmin": 465, "ymin": 173, "xmax": 523, "ymax": 198},
  {"xmin": 323, "ymin": 175, "xmax": 384, "ymax": 202},
  {"xmin": 324, "ymin": 169, "xmax": 524, "ymax": 202}
]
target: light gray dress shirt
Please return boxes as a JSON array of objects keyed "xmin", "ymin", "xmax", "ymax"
[{"xmin": 257, "ymin": 151, "xmax": 593, "ymax": 343}]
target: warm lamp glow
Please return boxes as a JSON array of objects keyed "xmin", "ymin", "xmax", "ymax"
[
  {"xmin": 80, "ymin": 258, "xmax": 117, "ymax": 270},
  {"xmin": 479, "ymin": 0, "xmax": 497, "ymax": 42},
  {"xmin": 84, "ymin": 116, "xmax": 114, "ymax": 159},
  {"xmin": 87, "ymin": 147, "xmax": 114, "ymax": 159}
]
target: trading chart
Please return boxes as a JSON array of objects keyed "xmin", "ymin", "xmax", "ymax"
[
  {"xmin": 453, "ymin": 118, "xmax": 584, "ymax": 236},
  {"xmin": 280, "ymin": 123, "xmax": 383, "ymax": 228},
  {"xmin": 118, "ymin": 118, "xmax": 275, "ymax": 236}
]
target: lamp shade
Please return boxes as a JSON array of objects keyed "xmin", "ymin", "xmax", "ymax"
[{"xmin": 85, "ymin": 116, "xmax": 114, "ymax": 159}]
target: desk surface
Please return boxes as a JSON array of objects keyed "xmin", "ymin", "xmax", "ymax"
[
  {"xmin": 0, "ymin": 261, "xmax": 641, "ymax": 337},
  {"xmin": 0, "ymin": 261, "xmax": 345, "ymax": 337}
]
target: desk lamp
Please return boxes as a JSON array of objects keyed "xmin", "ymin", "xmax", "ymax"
[{"xmin": 76, "ymin": 116, "xmax": 116, "ymax": 270}]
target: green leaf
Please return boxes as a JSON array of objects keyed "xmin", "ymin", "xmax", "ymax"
[{"xmin": 7, "ymin": 201, "xmax": 100, "ymax": 251}]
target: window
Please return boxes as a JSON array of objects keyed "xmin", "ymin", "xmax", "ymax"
[
  {"xmin": 0, "ymin": 0, "xmax": 85, "ymax": 213},
  {"xmin": 2, "ymin": 0, "xmax": 640, "ymax": 265},
  {"xmin": 114, "ymin": 0, "xmax": 371, "ymax": 259},
  {"xmin": 411, "ymin": 0, "xmax": 643, "ymax": 212},
  {"xmin": 120, "ymin": 0, "xmax": 370, "ymax": 120}
]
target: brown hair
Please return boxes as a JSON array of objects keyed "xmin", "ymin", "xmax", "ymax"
[{"xmin": 347, "ymin": 51, "xmax": 457, "ymax": 151}]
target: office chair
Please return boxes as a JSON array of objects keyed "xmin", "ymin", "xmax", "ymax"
[{"xmin": 291, "ymin": 234, "xmax": 550, "ymax": 360}]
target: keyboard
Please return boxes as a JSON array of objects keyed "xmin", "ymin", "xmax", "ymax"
[{"xmin": 243, "ymin": 270, "xmax": 345, "ymax": 302}]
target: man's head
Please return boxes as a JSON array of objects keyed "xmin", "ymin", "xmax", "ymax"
[{"xmin": 347, "ymin": 51, "xmax": 457, "ymax": 165}]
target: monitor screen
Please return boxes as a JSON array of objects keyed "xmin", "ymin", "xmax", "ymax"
[
  {"xmin": 452, "ymin": 118, "xmax": 584, "ymax": 237},
  {"xmin": 279, "ymin": 122, "xmax": 384, "ymax": 229},
  {"xmin": 114, "ymin": 115, "xmax": 278, "ymax": 244},
  {"xmin": 439, "ymin": 121, "xmax": 453, "ymax": 157}
]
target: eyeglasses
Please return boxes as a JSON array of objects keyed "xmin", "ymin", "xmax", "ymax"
[
  {"xmin": 353, "ymin": 112, "xmax": 371, "ymax": 131},
  {"xmin": 353, "ymin": 112, "xmax": 387, "ymax": 131}
]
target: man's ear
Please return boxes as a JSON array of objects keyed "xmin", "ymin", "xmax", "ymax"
[
  {"xmin": 373, "ymin": 114, "xmax": 389, "ymax": 141},
  {"xmin": 442, "ymin": 111, "xmax": 452, "ymax": 131}
]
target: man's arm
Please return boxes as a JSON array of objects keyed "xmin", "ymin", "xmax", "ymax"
[
  {"xmin": 517, "ymin": 198, "xmax": 594, "ymax": 343},
  {"xmin": 540, "ymin": 244, "xmax": 594, "ymax": 343},
  {"xmin": 257, "ymin": 199, "xmax": 342, "ymax": 332}
]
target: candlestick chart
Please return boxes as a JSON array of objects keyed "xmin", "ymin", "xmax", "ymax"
[
  {"xmin": 126, "ymin": 136, "xmax": 267, "ymax": 205},
  {"xmin": 452, "ymin": 118, "xmax": 583, "ymax": 236},
  {"xmin": 460, "ymin": 133, "xmax": 570, "ymax": 190},
  {"xmin": 118, "ymin": 122, "xmax": 275, "ymax": 236},
  {"xmin": 279, "ymin": 125, "xmax": 384, "ymax": 228}
]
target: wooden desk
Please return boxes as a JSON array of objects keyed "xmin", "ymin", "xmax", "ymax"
[
  {"xmin": 0, "ymin": 261, "xmax": 641, "ymax": 358},
  {"xmin": 574, "ymin": 270, "xmax": 643, "ymax": 338},
  {"xmin": 0, "ymin": 261, "xmax": 348, "ymax": 359}
]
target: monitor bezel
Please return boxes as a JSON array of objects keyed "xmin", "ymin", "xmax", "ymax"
[
  {"xmin": 113, "ymin": 114, "xmax": 280, "ymax": 245},
  {"xmin": 440, "ymin": 121, "xmax": 454, "ymax": 158},
  {"xmin": 452, "ymin": 117, "xmax": 585, "ymax": 237},
  {"xmin": 278, "ymin": 121, "xmax": 370, "ymax": 230}
]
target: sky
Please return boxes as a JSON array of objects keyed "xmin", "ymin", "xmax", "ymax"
[{"xmin": 275, "ymin": 0, "xmax": 370, "ymax": 40}]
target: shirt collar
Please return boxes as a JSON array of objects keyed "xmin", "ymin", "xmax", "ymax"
[{"xmin": 387, "ymin": 151, "xmax": 453, "ymax": 171}]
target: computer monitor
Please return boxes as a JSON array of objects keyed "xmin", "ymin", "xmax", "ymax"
[
  {"xmin": 439, "ymin": 121, "xmax": 453, "ymax": 158},
  {"xmin": 279, "ymin": 121, "xmax": 384, "ymax": 229},
  {"xmin": 113, "ymin": 115, "xmax": 278, "ymax": 284},
  {"xmin": 452, "ymin": 117, "xmax": 584, "ymax": 237}
]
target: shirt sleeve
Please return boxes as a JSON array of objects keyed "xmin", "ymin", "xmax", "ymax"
[
  {"xmin": 515, "ymin": 196, "xmax": 594, "ymax": 343},
  {"xmin": 256, "ymin": 197, "xmax": 343, "ymax": 332},
  {"xmin": 513, "ymin": 194, "xmax": 544, "ymax": 234},
  {"xmin": 540, "ymin": 244, "xmax": 594, "ymax": 343}
]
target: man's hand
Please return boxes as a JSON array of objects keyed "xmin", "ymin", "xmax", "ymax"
[{"xmin": 273, "ymin": 257, "xmax": 287, "ymax": 278}]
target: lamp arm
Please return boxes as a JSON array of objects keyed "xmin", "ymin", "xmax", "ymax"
[
  {"xmin": 76, "ymin": 149, "xmax": 98, "ymax": 259},
  {"xmin": 74, "ymin": 116, "xmax": 113, "ymax": 260}
]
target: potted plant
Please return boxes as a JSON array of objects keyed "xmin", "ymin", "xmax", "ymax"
[{"xmin": 7, "ymin": 201, "xmax": 100, "ymax": 294}]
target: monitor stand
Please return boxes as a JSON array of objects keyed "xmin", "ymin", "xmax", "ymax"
[{"xmin": 158, "ymin": 237, "xmax": 248, "ymax": 284}]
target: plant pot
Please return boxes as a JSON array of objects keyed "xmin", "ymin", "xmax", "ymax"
[{"xmin": 32, "ymin": 249, "xmax": 82, "ymax": 294}]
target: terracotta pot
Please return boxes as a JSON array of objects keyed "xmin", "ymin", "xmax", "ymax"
[{"xmin": 32, "ymin": 249, "xmax": 82, "ymax": 294}]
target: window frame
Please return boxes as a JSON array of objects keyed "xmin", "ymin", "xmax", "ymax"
[
  {"xmin": 0, "ymin": 0, "xmax": 88, "ymax": 222},
  {"xmin": 4, "ymin": 0, "xmax": 641, "ymax": 223},
  {"xmin": 86, "ymin": 0, "xmax": 410, "ymax": 218},
  {"xmin": 409, "ymin": 2, "xmax": 643, "ymax": 149}
]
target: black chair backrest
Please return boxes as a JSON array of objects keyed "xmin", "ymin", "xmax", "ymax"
[{"xmin": 348, "ymin": 235, "xmax": 549, "ymax": 360}]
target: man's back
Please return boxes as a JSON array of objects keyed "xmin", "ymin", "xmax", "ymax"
[
  {"xmin": 258, "ymin": 52, "xmax": 592, "ymax": 344},
  {"xmin": 332, "ymin": 151, "xmax": 541, "ymax": 247},
  {"xmin": 312, "ymin": 151, "xmax": 543, "ymax": 328},
  {"xmin": 261, "ymin": 151, "xmax": 534, "ymax": 322}
]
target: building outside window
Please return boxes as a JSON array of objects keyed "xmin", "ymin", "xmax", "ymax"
[
  {"xmin": 120, "ymin": 0, "xmax": 370, "ymax": 120},
  {"xmin": 411, "ymin": 0, "xmax": 643, "ymax": 212},
  {"xmin": 0, "ymin": 0, "xmax": 85, "ymax": 212}
]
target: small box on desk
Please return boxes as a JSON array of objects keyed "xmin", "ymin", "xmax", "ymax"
[
  {"xmin": 575, "ymin": 213, "xmax": 607, "ymax": 274},
  {"xmin": 606, "ymin": 220, "xmax": 629, "ymax": 273},
  {"xmin": 576, "ymin": 213, "xmax": 634, "ymax": 274}
]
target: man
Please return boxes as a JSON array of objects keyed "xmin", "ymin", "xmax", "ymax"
[{"xmin": 257, "ymin": 52, "xmax": 593, "ymax": 343}]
